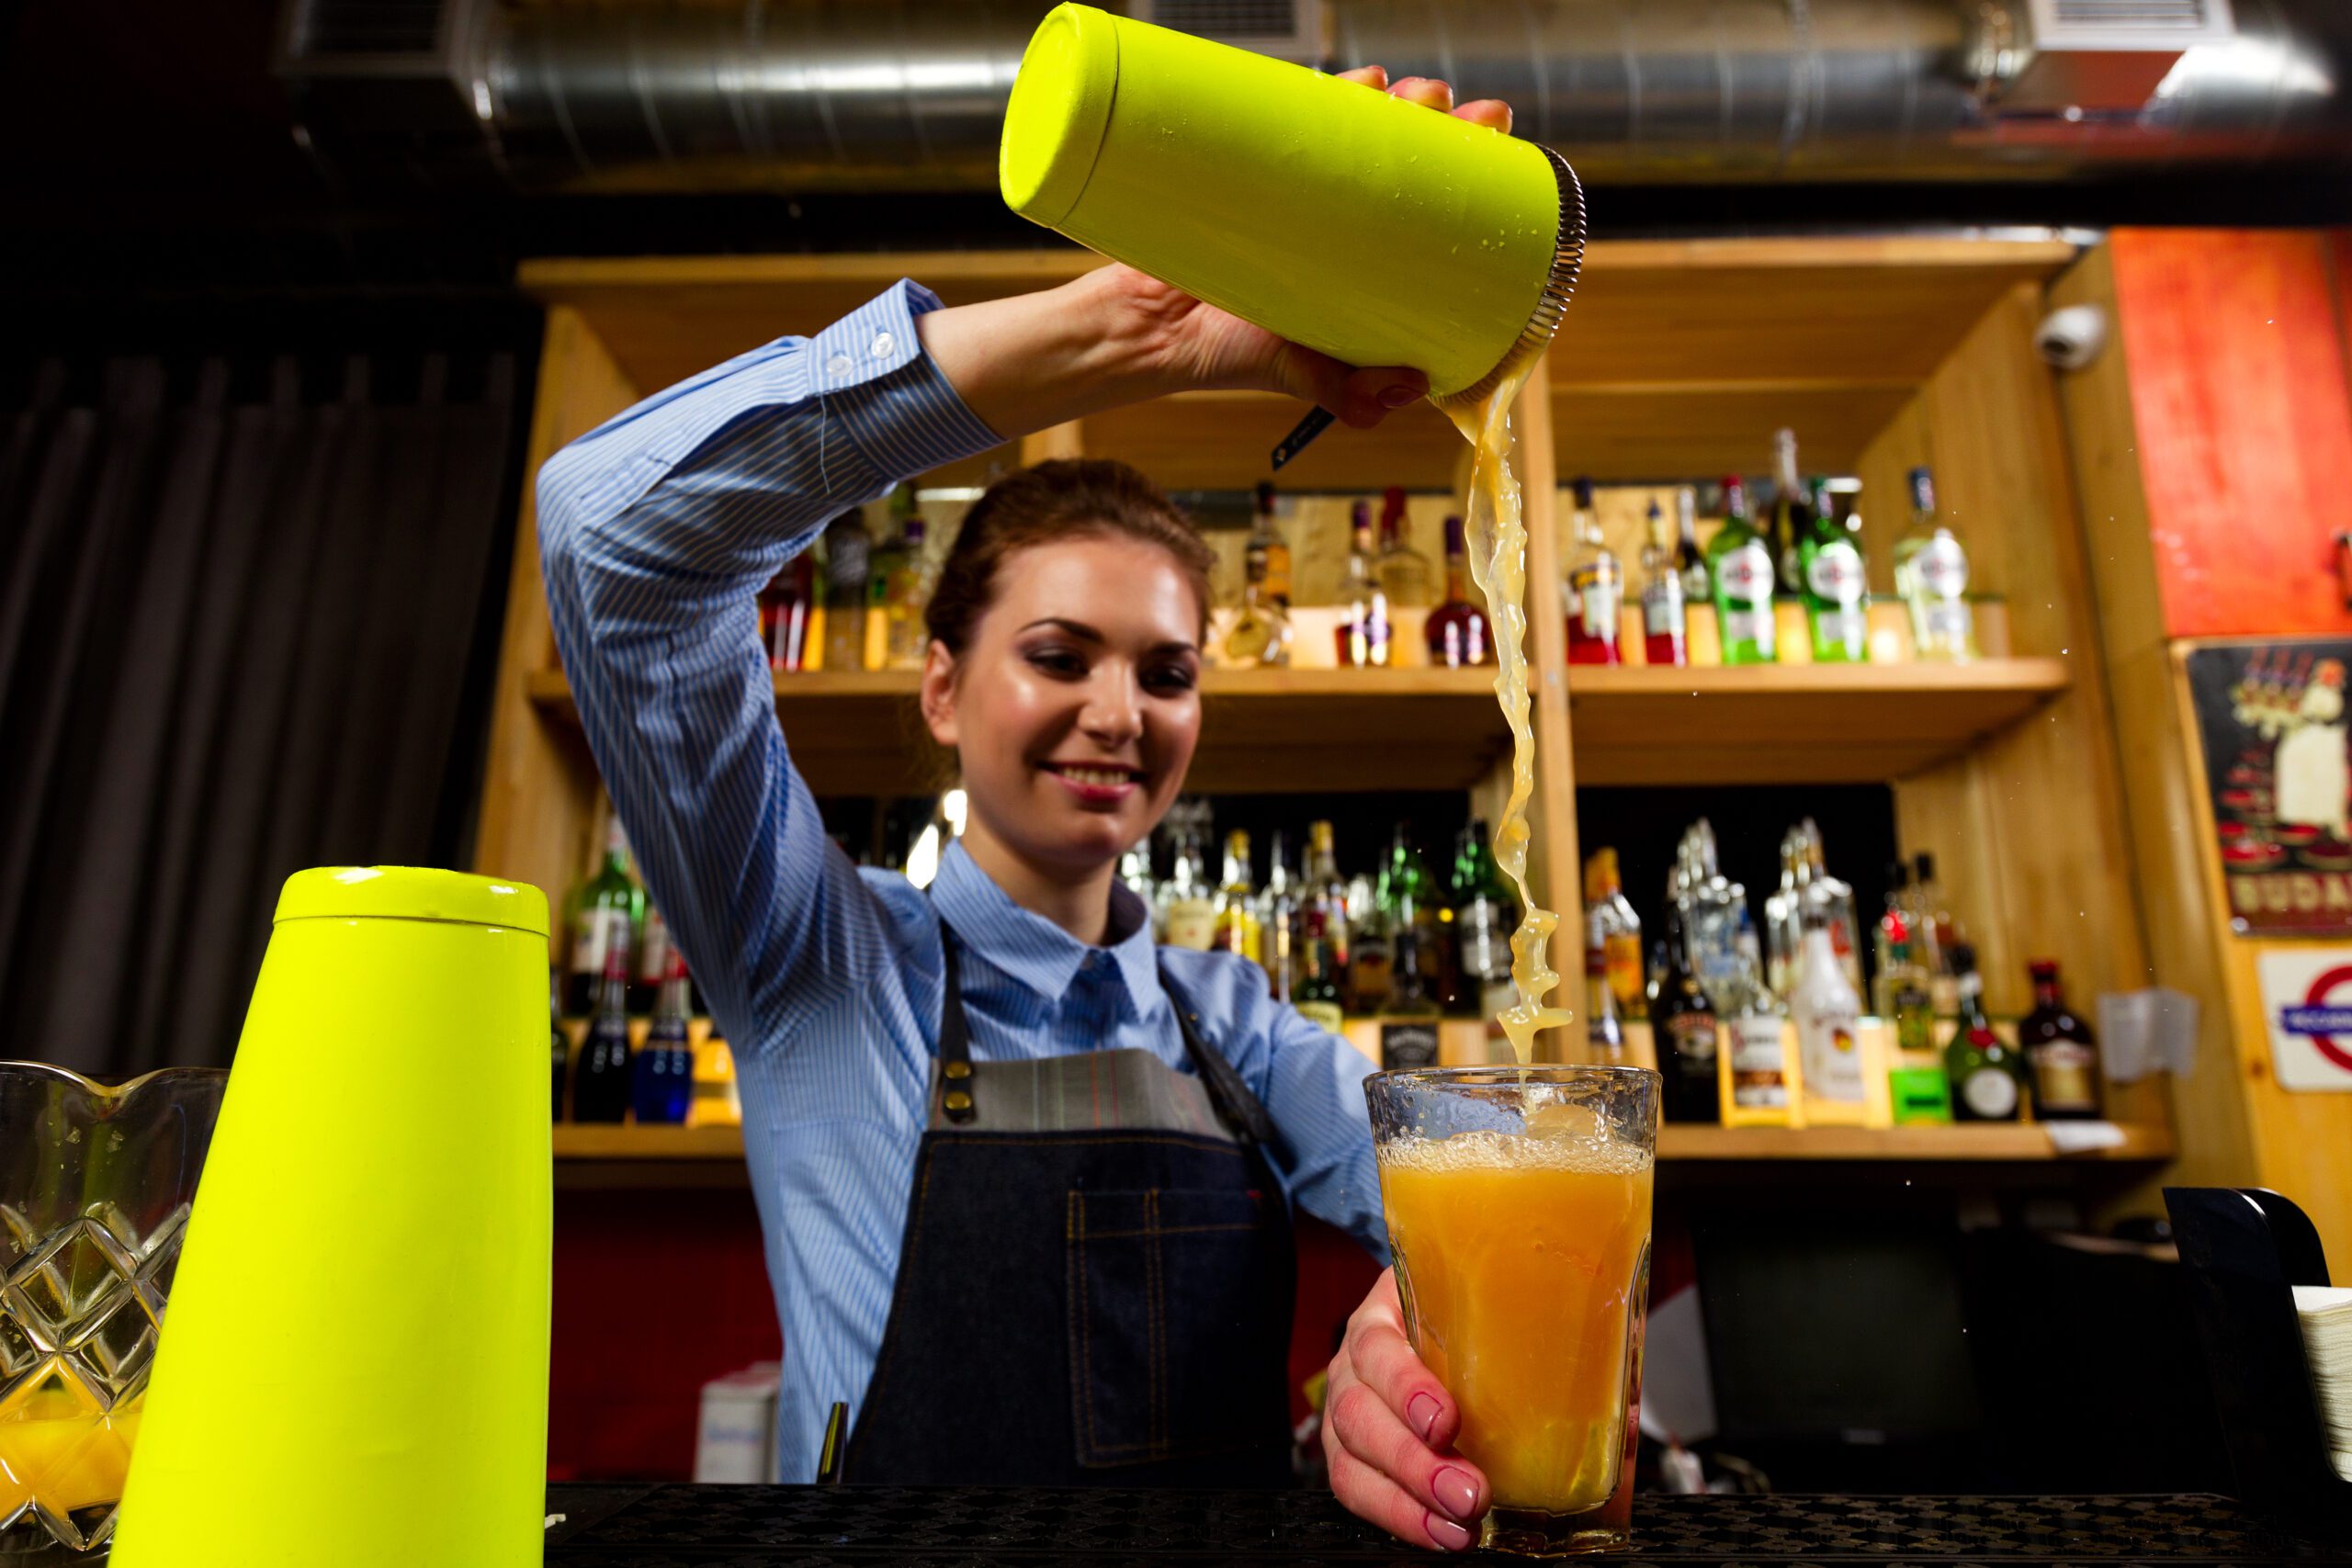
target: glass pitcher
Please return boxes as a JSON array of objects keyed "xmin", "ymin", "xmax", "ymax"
[{"xmin": 0, "ymin": 1064, "xmax": 226, "ymax": 1556}]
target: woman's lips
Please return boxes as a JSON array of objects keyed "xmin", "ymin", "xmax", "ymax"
[{"xmin": 1040, "ymin": 761, "xmax": 1144, "ymax": 807}]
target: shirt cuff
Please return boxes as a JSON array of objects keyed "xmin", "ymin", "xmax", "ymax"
[{"xmin": 808, "ymin": 279, "xmax": 1006, "ymax": 479}]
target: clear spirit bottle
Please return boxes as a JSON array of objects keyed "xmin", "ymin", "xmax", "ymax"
[
  {"xmin": 1893, "ymin": 465, "xmax": 1975, "ymax": 661},
  {"xmin": 1374, "ymin": 487, "xmax": 1434, "ymax": 610},
  {"xmin": 1220, "ymin": 538, "xmax": 1290, "ymax": 668},
  {"xmin": 1639, "ymin": 498, "xmax": 1688, "ymax": 668},
  {"xmin": 1792, "ymin": 909, "xmax": 1866, "ymax": 1109},
  {"xmin": 1336, "ymin": 500, "xmax": 1392, "ymax": 667},
  {"xmin": 1564, "ymin": 477, "xmax": 1623, "ymax": 666}
]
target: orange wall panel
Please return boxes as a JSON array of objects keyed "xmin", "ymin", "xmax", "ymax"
[{"xmin": 2109, "ymin": 229, "xmax": 2352, "ymax": 639}]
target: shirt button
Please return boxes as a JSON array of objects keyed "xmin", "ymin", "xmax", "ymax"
[
  {"xmin": 870, "ymin": 331, "xmax": 895, "ymax": 359},
  {"xmin": 825, "ymin": 352, "xmax": 853, "ymax": 378}
]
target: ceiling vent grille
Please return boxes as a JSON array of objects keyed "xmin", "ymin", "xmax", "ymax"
[{"xmin": 1992, "ymin": 0, "xmax": 2237, "ymax": 111}]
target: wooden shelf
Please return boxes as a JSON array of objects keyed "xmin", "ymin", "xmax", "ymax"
[
  {"xmin": 1566, "ymin": 658, "xmax": 2073, "ymax": 784},
  {"xmin": 552, "ymin": 1120, "xmax": 2171, "ymax": 1168},
  {"xmin": 529, "ymin": 665, "xmax": 1517, "ymax": 795}
]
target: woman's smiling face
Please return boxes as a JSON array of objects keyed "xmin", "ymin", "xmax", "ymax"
[{"xmin": 920, "ymin": 533, "xmax": 1203, "ymax": 876}]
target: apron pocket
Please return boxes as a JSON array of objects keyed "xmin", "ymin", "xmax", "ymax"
[{"xmin": 1065, "ymin": 1185, "xmax": 1282, "ymax": 1469}]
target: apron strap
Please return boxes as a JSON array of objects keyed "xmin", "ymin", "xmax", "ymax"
[
  {"xmin": 1159, "ymin": 968, "xmax": 1284, "ymax": 1155},
  {"xmin": 934, "ymin": 932, "xmax": 977, "ymax": 1124}
]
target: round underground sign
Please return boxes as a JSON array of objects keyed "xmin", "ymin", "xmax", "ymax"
[{"xmin": 2261, "ymin": 952, "xmax": 2352, "ymax": 1089}]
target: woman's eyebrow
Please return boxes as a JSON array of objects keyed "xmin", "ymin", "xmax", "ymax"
[{"xmin": 1018, "ymin": 616, "xmax": 1103, "ymax": 641}]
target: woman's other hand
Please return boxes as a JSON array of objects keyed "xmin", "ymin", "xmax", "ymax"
[
  {"xmin": 1106, "ymin": 68, "xmax": 1515, "ymax": 429},
  {"xmin": 1323, "ymin": 1268, "xmax": 1490, "ymax": 1551}
]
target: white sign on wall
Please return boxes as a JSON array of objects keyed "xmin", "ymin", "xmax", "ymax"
[{"xmin": 2256, "ymin": 949, "xmax": 2352, "ymax": 1092}]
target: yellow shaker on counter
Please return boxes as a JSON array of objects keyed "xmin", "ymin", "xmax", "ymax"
[{"xmin": 113, "ymin": 866, "xmax": 551, "ymax": 1568}]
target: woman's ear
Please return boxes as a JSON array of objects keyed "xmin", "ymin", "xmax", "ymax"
[{"xmin": 919, "ymin": 641, "xmax": 959, "ymax": 749}]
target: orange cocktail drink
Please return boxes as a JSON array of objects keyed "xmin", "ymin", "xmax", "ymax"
[{"xmin": 1366, "ymin": 1066, "xmax": 1657, "ymax": 1556}]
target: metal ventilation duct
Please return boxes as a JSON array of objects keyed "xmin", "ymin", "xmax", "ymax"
[{"xmin": 278, "ymin": 0, "xmax": 2352, "ymax": 193}]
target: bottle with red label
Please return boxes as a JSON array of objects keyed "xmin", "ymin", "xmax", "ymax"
[
  {"xmin": 2018, "ymin": 959, "xmax": 2101, "ymax": 1119},
  {"xmin": 1425, "ymin": 513, "xmax": 1492, "ymax": 668},
  {"xmin": 1638, "ymin": 497, "xmax": 1689, "ymax": 667},
  {"xmin": 1563, "ymin": 477, "xmax": 1623, "ymax": 665}
]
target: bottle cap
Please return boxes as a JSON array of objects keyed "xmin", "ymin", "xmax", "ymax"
[{"xmin": 273, "ymin": 866, "xmax": 549, "ymax": 937}]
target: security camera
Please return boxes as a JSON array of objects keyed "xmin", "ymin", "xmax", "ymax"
[{"xmin": 2035, "ymin": 304, "xmax": 2107, "ymax": 371}]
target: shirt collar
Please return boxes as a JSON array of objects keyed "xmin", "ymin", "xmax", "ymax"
[{"xmin": 929, "ymin": 842, "xmax": 1164, "ymax": 1019}]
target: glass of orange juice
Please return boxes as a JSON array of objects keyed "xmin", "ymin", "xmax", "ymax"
[
  {"xmin": 1366, "ymin": 1065, "xmax": 1657, "ymax": 1556},
  {"xmin": 0, "ymin": 1063, "xmax": 225, "ymax": 1554}
]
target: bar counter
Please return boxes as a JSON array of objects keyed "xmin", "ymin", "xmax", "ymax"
[{"xmin": 541, "ymin": 1485, "xmax": 2341, "ymax": 1564}]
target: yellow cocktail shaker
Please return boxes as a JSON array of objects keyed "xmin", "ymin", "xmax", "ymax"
[
  {"xmin": 112, "ymin": 867, "xmax": 551, "ymax": 1568},
  {"xmin": 1000, "ymin": 2, "xmax": 1584, "ymax": 405}
]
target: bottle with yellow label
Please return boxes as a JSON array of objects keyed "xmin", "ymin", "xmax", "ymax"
[{"xmin": 1583, "ymin": 847, "xmax": 1645, "ymax": 1021}]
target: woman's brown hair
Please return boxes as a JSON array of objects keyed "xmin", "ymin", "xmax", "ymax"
[{"xmin": 923, "ymin": 458, "xmax": 1216, "ymax": 658}]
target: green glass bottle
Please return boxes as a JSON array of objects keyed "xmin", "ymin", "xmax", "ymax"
[
  {"xmin": 1944, "ymin": 944, "xmax": 2026, "ymax": 1122},
  {"xmin": 562, "ymin": 812, "xmax": 643, "ymax": 1017},
  {"xmin": 1451, "ymin": 821, "xmax": 1519, "ymax": 1023},
  {"xmin": 1799, "ymin": 475, "xmax": 1870, "ymax": 663},
  {"xmin": 1704, "ymin": 474, "xmax": 1777, "ymax": 665},
  {"xmin": 1383, "ymin": 828, "xmax": 1443, "ymax": 1019}
]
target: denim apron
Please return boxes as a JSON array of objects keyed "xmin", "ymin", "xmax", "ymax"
[{"xmin": 843, "ymin": 920, "xmax": 1297, "ymax": 1485}]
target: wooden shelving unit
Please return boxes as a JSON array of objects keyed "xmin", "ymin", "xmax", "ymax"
[{"xmin": 487, "ymin": 231, "xmax": 2175, "ymax": 1185}]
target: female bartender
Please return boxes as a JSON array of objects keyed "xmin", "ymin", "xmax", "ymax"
[{"xmin": 539, "ymin": 70, "xmax": 1509, "ymax": 1553}]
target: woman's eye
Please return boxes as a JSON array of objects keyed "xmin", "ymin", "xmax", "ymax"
[
  {"xmin": 1145, "ymin": 664, "xmax": 1198, "ymax": 694},
  {"xmin": 1027, "ymin": 647, "xmax": 1087, "ymax": 678}
]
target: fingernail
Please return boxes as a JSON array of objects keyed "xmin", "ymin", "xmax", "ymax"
[
  {"xmin": 1380, "ymin": 384, "xmax": 1422, "ymax": 409},
  {"xmin": 1407, "ymin": 1392, "xmax": 1443, "ymax": 1442},
  {"xmin": 1433, "ymin": 1466, "xmax": 1479, "ymax": 1522},
  {"xmin": 1425, "ymin": 1511, "xmax": 1473, "ymax": 1551}
]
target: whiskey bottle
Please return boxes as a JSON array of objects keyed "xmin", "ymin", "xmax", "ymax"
[
  {"xmin": 1425, "ymin": 514, "xmax": 1493, "ymax": 668},
  {"xmin": 1653, "ymin": 898, "xmax": 1722, "ymax": 1122},
  {"xmin": 1336, "ymin": 500, "xmax": 1392, "ymax": 667},
  {"xmin": 1212, "ymin": 829, "xmax": 1262, "ymax": 963},
  {"xmin": 2019, "ymin": 959, "xmax": 2101, "ymax": 1119},
  {"xmin": 1564, "ymin": 477, "xmax": 1624, "ymax": 666}
]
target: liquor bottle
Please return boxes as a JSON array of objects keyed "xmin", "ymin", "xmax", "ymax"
[
  {"xmin": 632, "ymin": 953, "xmax": 695, "ymax": 1126},
  {"xmin": 1799, "ymin": 475, "xmax": 1870, "ymax": 663},
  {"xmin": 1384, "ymin": 828, "xmax": 1444, "ymax": 1019},
  {"xmin": 1769, "ymin": 427, "xmax": 1810, "ymax": 594},
  {"xmin": 1119, "ymin": 840, "xmax": 1158, "ymax": 931},
  {"xmin": 572, "ymin": 939, "xmax": 634, "ymax": 1123},
  {"xmin": 1257, "ymin": 830, "xmax": 1301, "ymax": 1003},
  {"xmin": 1874, "ymin": 864, "xmax": 1949, "ymax": 1123},
  {"xmin": 1563, "ymin": 478, "xmax": 1624, "ymax": 666},
  {"xmin": 1295, "ymin": 821, "xmax": 1350, "ymax": 1032},
  {"xmin": 1893, "ymin": 466, "xmax": 1975, "ymax": 661},
  {"xmin": 1912, "ymin": 852, "xmax": 1959, "ymax": 1012},
  {"xmin": 1653, "ymin": 898, "xmax": 1722, "ymax": 1122},
  {"xmin": 1336, "ymin": 500, "xmax": 1392, "ymax": 667},
  {"xmin": 759, "ymin": 553, "xmax": 815, "ymax": 672},
  {"xmin": 1945, "ymin": 944, "xmax": 2026, "ymax": 1122},
  {"xmin": 1705, "ymin": 476, "xmax": 1777, "ymax": 665},
  {"xmin": 1249, "ymin": 480, "xmax": 1294, "ymax": 609},
  {"xmin": 1221, "ymin": 535, "xmax": 1291, "ymax": 668},
  {"xmin": 1799, "ymin": 818, "xmax": 1864, "ymax": 998},
  {"xmin": 1583, "ymin": 848, "xmax": 1645, "ymax": 1021},
  {"xmin": 1212, "ymin": 829, "xmax": 1262, "ymax": 963},
  {"xmin": 820, "ymin": 511, "xmax": 871, "ymax": 674},
  {"xmin": 629, "ymin": 900, "xmax": 676, "ymax": 1015},
  {"xmin": 564, "ymin": 813, "xmax": 643, "ymax": 1017},
  {"xmin": 1724, "ymin": 955, "xmax": 1794, "ymax": 1120},
  {"xmin": 1160, "ymin": 828, "xmax": 1216, "ymax": 951},
  {"xmin": 1682, "ymin": 821, "xmax": 1747, "ymax": 1014},
  {"xmin": 1674, "ymin": 486, "xmax": 1709, "ymax": 604},
  {"xmin": 1374, "ymin": 487, "xmax": 1435, "ymax": 610},
  {"xmin": 1639, "ymin": 498, "xmax": 1689, "ymax": 668},
  {"xmin": 1425, "ymin": 514, "xmax": 1493, "ymax": 668},
  {"xmin": 1583, "ymin": 920, "xmax": 1627, "ymax": 1066},
  {"xmin": 2019, "ymin": 959, "xmax": 2102, "ymax": 1119},
  {"xmin": 1763, "ymin": 831, "xmax": 1804, "ymax": 998},
  {"xmin": 882, "ymin": 497, "xmax": 931, "ymax": 671},
  {"xmin": 1453, "ymin": 819, "xmax": 1519, "ymax": 1027},
  {"xmin": 549, "ymin": 974, "xmax": 569, "ymax": 1122},
  {"xmin": 1791, "ymin": 908, "xmax": 1866, "ymax": 1109}
]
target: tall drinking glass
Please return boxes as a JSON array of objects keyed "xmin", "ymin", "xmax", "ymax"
[{"xmin": 1366, "ymin": 1066, "xmax": 1657, "ymax": 1556}]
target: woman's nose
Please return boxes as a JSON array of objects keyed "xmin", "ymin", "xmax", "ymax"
[{"xmin": 1079, "ymin": 667, "xmax": 1144, "ymax": 746}]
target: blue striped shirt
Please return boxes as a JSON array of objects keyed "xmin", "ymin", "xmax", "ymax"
[{"xmin": 536, "ymin": 279, "xmax": 1387, "ymax": 1483}]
